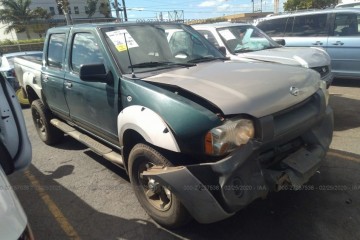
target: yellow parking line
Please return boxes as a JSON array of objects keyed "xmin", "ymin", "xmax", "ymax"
[
  {"xmin": 327, "ymin": 151, "xmax": 360, "ymax": 162},
  {"xmin": 24, "ymin": 171, "xmax": 81, "ymax": 240}
]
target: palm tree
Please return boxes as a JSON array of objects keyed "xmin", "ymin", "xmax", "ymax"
[
  {"xmin": 86, "ymin": 0, "xmax": 98, "ymax": 18},
  {"xmin": 0, "ymin": 0, "xmax": 51, "ymax": 39},
  {"xmin": 56, "ymin": 0, "xmax": 72, "ymax": 25}
]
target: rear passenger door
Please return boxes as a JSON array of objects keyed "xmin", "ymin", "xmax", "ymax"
[
  {"xmin": 42, "ymin": 32, "xmax": 70, "ymax": 119},
  {"xmin": 326, "ymin": 12, "xmax": 360, "ymax": 78},
  {"xmin": 281, "ymin": 13, "xmax": 330, "ymax": 48}
]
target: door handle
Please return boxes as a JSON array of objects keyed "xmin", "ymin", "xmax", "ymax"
[
  {"xmin": 332, "ymin": 41, "xmax": 344, "ymax": 46},
  {"xmin": 312, "ymin": 41, "xmax": 323, "ymax": 46},
  {"xmin": 64, "ymin": 82, "xmax": 72, "ymax": 88}
]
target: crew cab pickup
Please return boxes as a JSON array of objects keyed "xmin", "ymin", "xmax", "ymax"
[{"xmin": 17, "ymin": 22, "xmax": 333, "ymax": 228}]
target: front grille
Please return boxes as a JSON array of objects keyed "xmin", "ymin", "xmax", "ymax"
[
  {"xmin": 258, "ymin": 138, "xmax": 303, "ymax": 167},
  {"xmin": 255, "ymin": 91, "xmax": 324, "ymax": 166},
  {"xmin": 311, "ymin": 66, "xmax": 330, "ymax": 78}
]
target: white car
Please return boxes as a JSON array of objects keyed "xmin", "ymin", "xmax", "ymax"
[
  {"xmin": 0, "ymin": 73, "xmax": 33, "ymax": 239},
  {"xmin": 193, "ymin": 22, "xmax": 333, "ymax": 87}
]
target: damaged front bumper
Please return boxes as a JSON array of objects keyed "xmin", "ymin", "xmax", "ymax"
[{"xmin": 144, "ymin": 101, "xmax": 333, "ymax": 224}]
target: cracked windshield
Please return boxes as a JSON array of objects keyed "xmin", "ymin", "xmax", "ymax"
[{"xmin": 217, "ymin": 25, "xmax": 279, "ymax": 53}]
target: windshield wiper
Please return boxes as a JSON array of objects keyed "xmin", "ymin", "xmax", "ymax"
[
  {"xmin": 129, "ymin": 61, "xmax": 195, "ymax": 68},
  {"xmin": 187, "ymin": 56, "xmax": 228, "ymax": 63}
]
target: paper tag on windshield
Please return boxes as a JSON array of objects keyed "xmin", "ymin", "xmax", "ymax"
[
  {"xmin": 218, "ymin": 29, "xmax": 236, "ymax": 40},
  {"xmin": 106, "ymin": 29, "xmax": 139, "ymax": 52}
]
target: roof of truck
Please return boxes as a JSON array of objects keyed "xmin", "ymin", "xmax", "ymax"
[{"xmin": 48, "ymin": 21, "xmax": 185, "ymax": 31}]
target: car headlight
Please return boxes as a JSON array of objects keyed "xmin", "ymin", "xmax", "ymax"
[
  {"xmin": 205, "ymin": 118, "xmax": 255, "ymax": 156},
  {"xmin": 319, "ymin": 80, "xmax": 329, "ymax": 106}
]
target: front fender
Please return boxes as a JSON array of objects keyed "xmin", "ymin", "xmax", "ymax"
[{"xmin": 118, "ymin": 105, "xmax": 180, "ymax": 152}]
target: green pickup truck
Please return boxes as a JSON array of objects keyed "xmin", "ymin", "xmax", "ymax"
[{"xmin": 17, "ymin": 22, "xmax": 333, "ymax": 228}]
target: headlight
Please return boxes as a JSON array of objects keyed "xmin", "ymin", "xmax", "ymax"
[
  {"xmin": 205, "ymin": 118, "xmax": 255, "ymax": 156},
  {"xmin": 319, "ymin": 80, "xmax": 329, "ymax": 106}
]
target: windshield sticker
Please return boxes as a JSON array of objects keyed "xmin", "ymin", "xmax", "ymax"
[
  {"xmin": 218, "ymin": 29, "xmax": 236, "ymax": 40},
  {"xmin": 106, "ymin": 29, "xmax": 139, "ymax": 52}
]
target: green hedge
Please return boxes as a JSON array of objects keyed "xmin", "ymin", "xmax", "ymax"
[{"xmin": 0, "ymin": 41, "xmax": 44, "ymax": 54}]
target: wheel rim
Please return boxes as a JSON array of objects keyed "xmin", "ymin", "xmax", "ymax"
[
  {"xmin": 138, "ymin": 160, "xmax": 172, "ymax": 211},
  {"xmin": 15, "ymin": 89, "xmax": 29, "ymax": 105},
  {"xmin": 32, "ymin": 109, "xmax": 46, "ymax": 137}
]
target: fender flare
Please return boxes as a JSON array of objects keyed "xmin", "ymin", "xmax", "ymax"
[
  {"xmin": 23, "ymin": 71, "xmax": 42, "ymax": 101},
  {"xmin": 118, "ymin": 105, "xmax": 180, "ymax": 152}
]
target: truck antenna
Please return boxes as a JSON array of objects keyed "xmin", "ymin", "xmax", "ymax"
[{"xmin": 123, "ymin": 33, "xmax": 136, "ymax": 78}]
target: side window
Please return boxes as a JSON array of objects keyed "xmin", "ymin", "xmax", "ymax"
[
  {"xmin": 291, "ymin": 14, "xmax": 328, "ymax": 36},
  {"xmin": 333, "ymin": 13, "xmax": 360, "ymax": 36},
  {"xmin": 71, "ymin": 33, "xmax": 104, "ymax": 73},
  {"xmin": 284, "ymin": 17, "xmax": 295, "ymax": 35},
  {"xmin": 197, "ymin": 30, "xmax": 220, "ymax": 48},
  {"xmin": 256, "ymin": 18, "xmax": 287, "ymax": 37},
  {"xmin": 47, "ymin": 33, "xmax": 66, "ymax": 68}
]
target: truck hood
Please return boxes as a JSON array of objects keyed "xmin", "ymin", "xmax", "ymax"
[
  {"xmin": 234, "ymin": 47, "xmax": 330, "ymax": 68},
  {"xmin": 145, "ymin": 61, "xmax": 320, "ymax": 117}
]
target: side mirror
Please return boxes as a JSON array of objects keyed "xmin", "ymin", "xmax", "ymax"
[
  {"xmin": 275, "ymin": 39, "xmax": 286, "ymax": 46},
  {"xmin": 79, "ymin": 63, "xmax": 108, "ymax": 82},
  {"xmin": 218, "ymin": 46, "xmax": 227, "ymax": 56}
]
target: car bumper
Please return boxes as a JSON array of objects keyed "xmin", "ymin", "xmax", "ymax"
[
  {"xmin": 143, "ymin": 95, "xmax": 333, "ymax": 223},
  {"xmin": 322, "ymin": 72, "xmax": 334, "ymax": 88}
]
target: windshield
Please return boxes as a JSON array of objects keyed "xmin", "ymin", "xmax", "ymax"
[
  {"xmin": 102, "ymin": 24, "xmax": 224, "ymax": 74},
  {"xmin": 216, "ymin": 25, "xmax": 279, "ymax": 54}
]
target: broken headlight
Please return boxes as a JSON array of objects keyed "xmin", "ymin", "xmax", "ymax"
[{"xmin": 205, "ymin": 118, "xmax": 254, "ymax": 156}]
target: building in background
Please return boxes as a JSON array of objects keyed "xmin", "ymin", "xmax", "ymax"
[{"xmin": 0, "ymin": 0, "xmax": 112, "ymax": 41}]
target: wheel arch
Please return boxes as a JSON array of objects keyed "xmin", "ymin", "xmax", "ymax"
[
  {"xmin": 25, "ymin": 85, "xmax": 39, "ymax": 105},
  {"xmin": 118, "ymin": 105, "xmax": 181, "ymax": 169}
]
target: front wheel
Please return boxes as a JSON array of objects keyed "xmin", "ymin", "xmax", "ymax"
[
  {"xmin": 128, "ymin": 143, "xmax": 191, "ymax": 228},
  {"xmin": 31, "ymin": 99, "xmax": 63, "ymax": 145}
]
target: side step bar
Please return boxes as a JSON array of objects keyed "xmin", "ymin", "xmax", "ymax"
[{"xmin": 50, "ymin": 118, "xmax": 123, "ymax": 166}]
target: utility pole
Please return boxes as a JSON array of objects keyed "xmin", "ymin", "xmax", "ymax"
[
  {"xmin": 274, "ymin": 0, "xmax": 279, "ymax": 14},
  {"xmin": 113, "ymin": 0, "xmax": 120, "ymax": 20},
  {"xmin": 122, "ymin": 0, "xmax": 128, "ymax": 21},
  {"xmin": 252, "ymin": 0, "xmax": 254, "ymax": 13}
]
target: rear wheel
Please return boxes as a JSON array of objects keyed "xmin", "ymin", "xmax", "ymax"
[
  {"xmin": 128, "ymin": 143, "xmax": 191, "ymax": 228},
  {"xmin": 31, "ymin": 99, "xmax": 63, "ymax": 145}
]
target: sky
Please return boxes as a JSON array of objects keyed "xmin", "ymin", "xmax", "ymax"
[{"xmin": 111, "ymin": 0, "xmax": 286, "ymax": 21}]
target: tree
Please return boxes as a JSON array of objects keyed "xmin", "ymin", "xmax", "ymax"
[
  {"xmin": 283, "ymin": 0, "xmax": 337, "ymax": 11},
  {"xmin": 99, "ymin": 1, "xmax": 111, "ymax": 18},
  {"xmin": 86, "ymin": 0, "xmax": 98, "ymax": 18},
  {"xmin": 0, "ymin": 0, "xmax": 52, "ymax": 39},
  {"xmin": 56, "ymin": 0, "xmax": 72, "ymax": 25}
]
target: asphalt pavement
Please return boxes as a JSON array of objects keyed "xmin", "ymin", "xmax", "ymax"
[{"xmin": 8, "ymin": 79, "xmax": 360, "ymax": 240}]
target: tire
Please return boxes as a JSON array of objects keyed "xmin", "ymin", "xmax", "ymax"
[
  {"xmin": 31, "ymin": 99, "xmax": 63, "ymax": 145},
  {"xmin": 15, "ymin": 88, "xmax": 30, "ymax": 108},
  {"xmin": 128, "ymin": 143, "xmax": 191, "ymax": 228}
]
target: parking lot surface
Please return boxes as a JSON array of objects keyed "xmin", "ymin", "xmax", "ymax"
[{"xmin": 8, "ymin": 79, "xmax": 360, "ymax": 240}]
